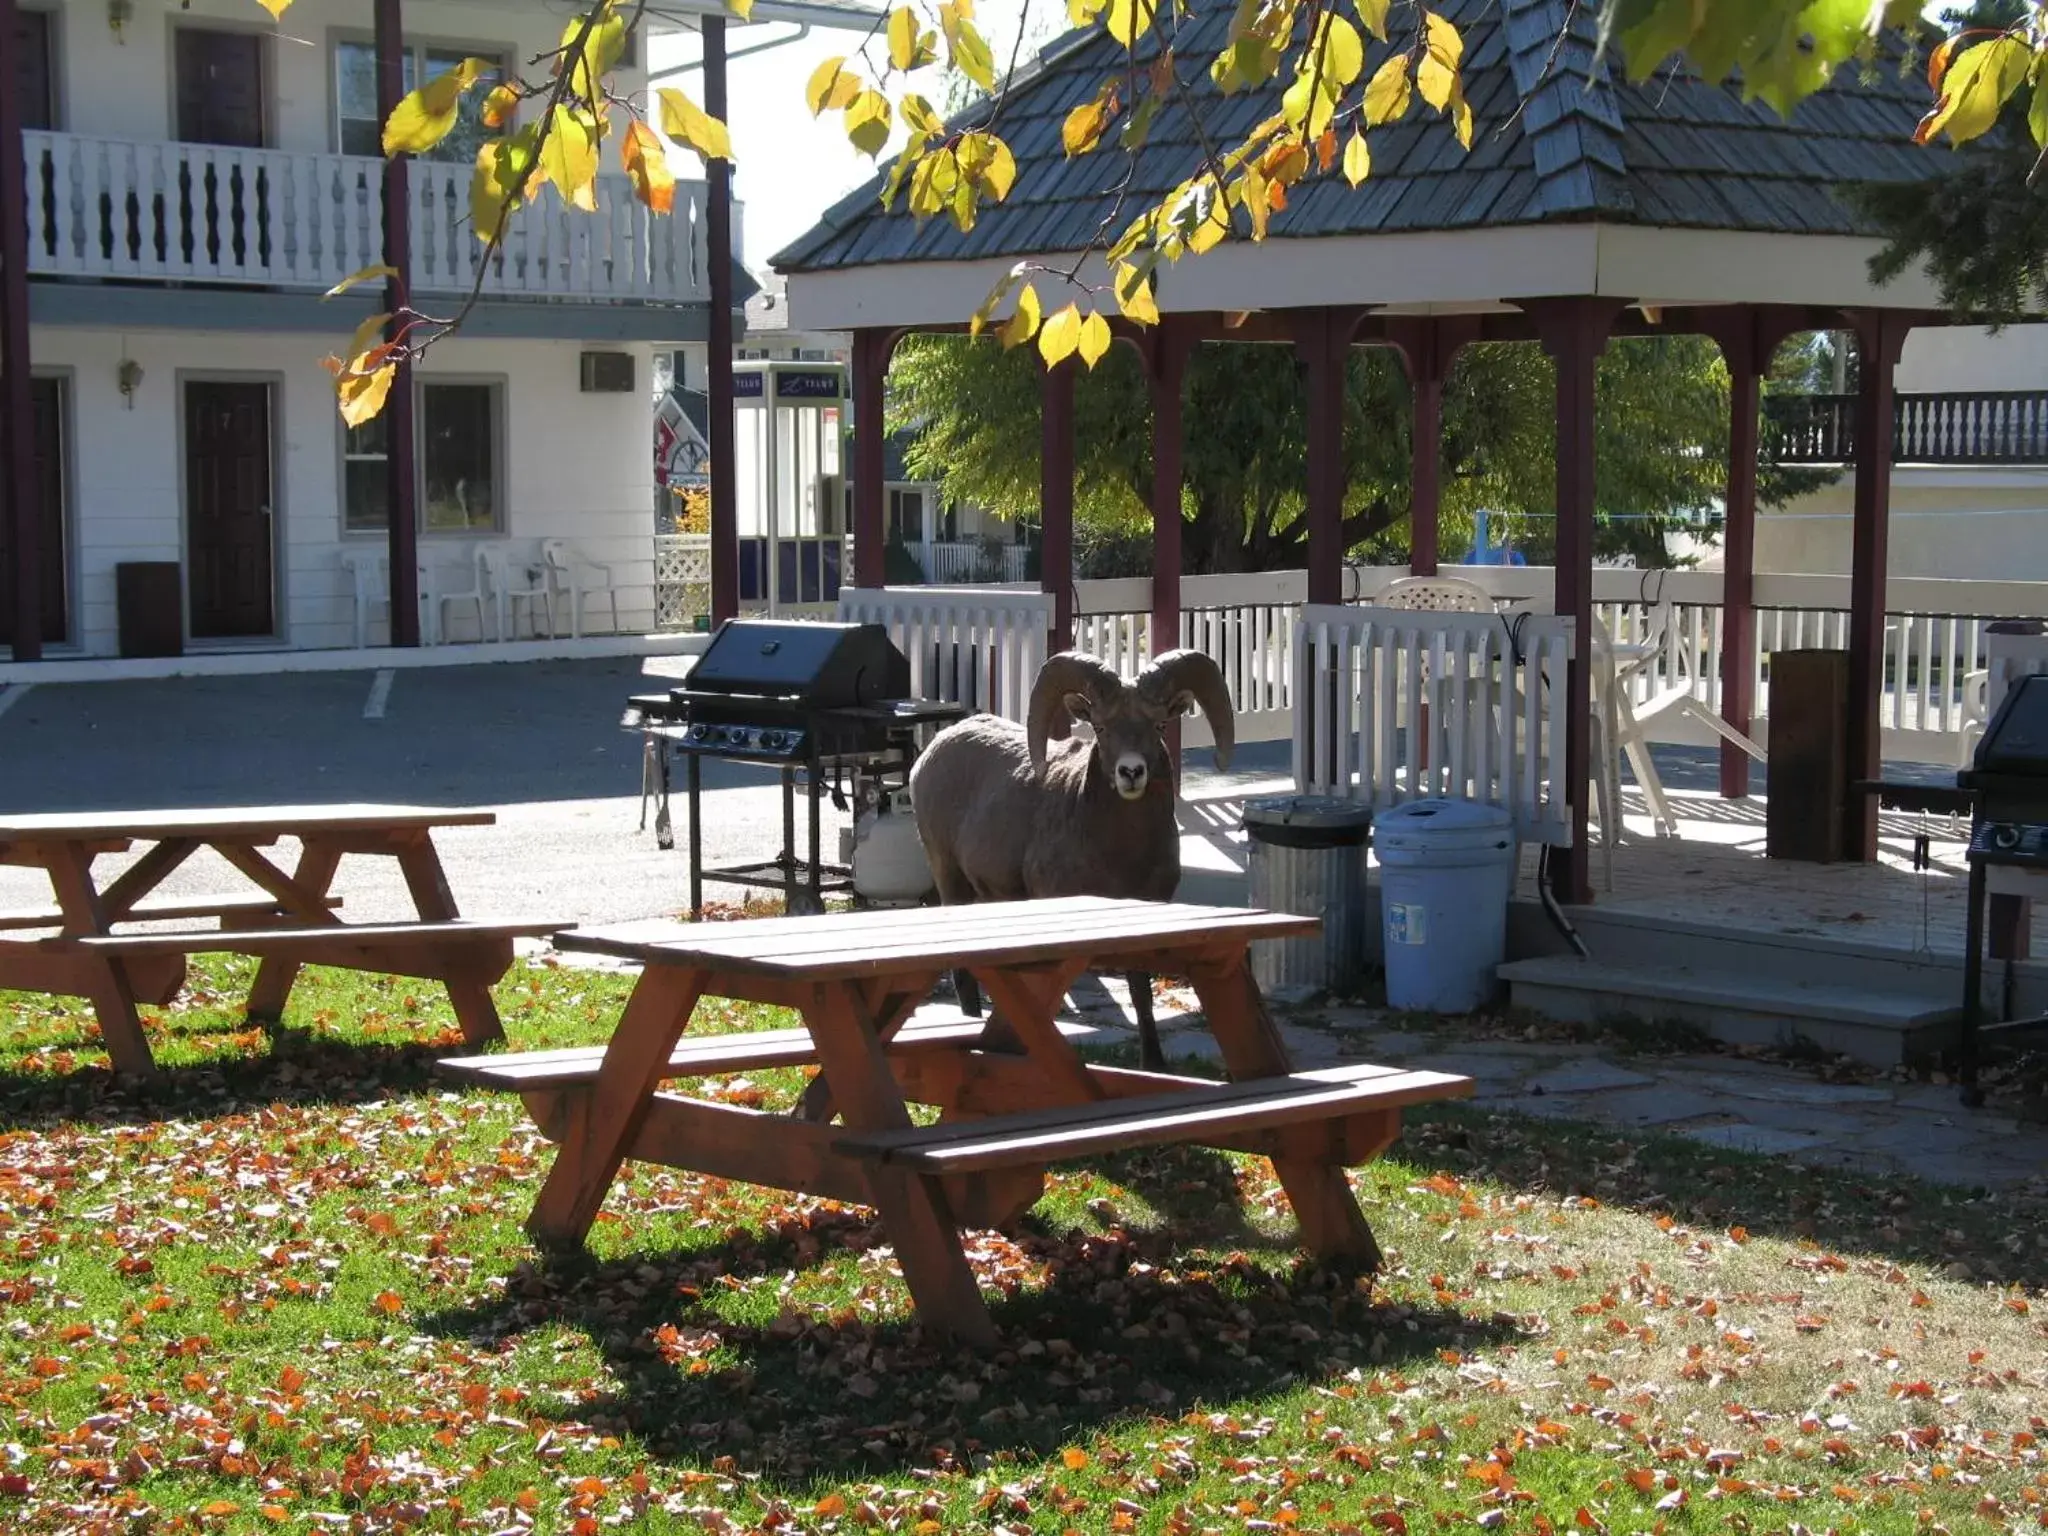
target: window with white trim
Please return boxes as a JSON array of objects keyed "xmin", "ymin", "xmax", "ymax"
[
  {"xmin": 335, "ymin": 40, "xmax": 503, "ymax": 163},
  {"xmin": 343, "ymin": 382, "xmax": 503, "ymax": 535}
]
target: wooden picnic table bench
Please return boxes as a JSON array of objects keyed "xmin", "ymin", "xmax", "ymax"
[
  {"xmin": 436, "ymin": 896, "xmax": 1472, "ymax": 1345},
  {"xmin": 0, "ymin": 804, "xmax": 567, "ymax": 1079}
]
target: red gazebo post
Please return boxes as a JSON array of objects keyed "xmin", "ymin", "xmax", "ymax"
[
  {"xmin": 1387, "ymin": 317, "xmax": 1474, "ymax": 578},
  {"xmin": 1040, "ymin": 357, "xmax": 1075, "ymax": 651},
  {"xmin": 375, "ymin": 0, "xmax": 420, "ymax": 646},
  {"xmin": 1843, "ymin": 308, "xmax": 1911, "ymax": 858},
  {"xmin": 1527, "ymin": 298, "xmax": 1625, "ymax": 906},
  {"xmin": 1142, "ymin": 318, "xmax": 1190, "ymax": 764},
  {"xmin": 849, "ymin": 326, "xmax": 898, "ymax": 590},
  {"xmin": 1294, "ymin": 308, "xmax": 1349, "ymax": 604}
]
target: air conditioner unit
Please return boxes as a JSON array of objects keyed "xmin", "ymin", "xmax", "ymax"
[{"xmin": 580, "ymin": 351, "xmax": 634, "ymax": 393}]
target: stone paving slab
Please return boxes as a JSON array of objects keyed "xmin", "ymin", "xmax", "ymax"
[{"xmin": 1524, "ymin": 1059, "xmax": 1659, "ymax": 1095}]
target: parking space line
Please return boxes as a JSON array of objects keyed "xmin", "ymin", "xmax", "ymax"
[
  {"xmin": 363, "ymin": 669, "xmax": 395, "ymax": 720},
  {"xmin": 0, "ymin": 684, "xmax": 30, "ymax": 723}
]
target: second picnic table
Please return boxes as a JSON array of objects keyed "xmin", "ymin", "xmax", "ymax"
[
  {"xmin": 0, "ymin": 804, "xmax": 567, "ymax": 1078},
  {"xmin": 440, "ymin": 896, "xmax": 1473, "ymax": 1344}
]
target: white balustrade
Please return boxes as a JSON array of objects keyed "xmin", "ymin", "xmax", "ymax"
[{"xmin": 22, "ymin": 131, "xmax": 712, "ymax": 303}]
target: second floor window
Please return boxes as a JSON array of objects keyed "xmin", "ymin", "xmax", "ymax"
[{"xmin": 336, "ymin": 41, "xmax": 502, "ymax": 163}]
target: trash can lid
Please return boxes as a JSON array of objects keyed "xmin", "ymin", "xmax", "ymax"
[
  {"xmin": 1377, "ymin": 798, "xmax": 1513, "ymax": 832},
  {"xmin": 1241, "ymin": 794, "xmax": 1374, "ymax": 831}
]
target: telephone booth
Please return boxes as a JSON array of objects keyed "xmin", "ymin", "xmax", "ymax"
[{"xmin": 731, "ymin": 361, "xmax": 846, "ymax": 613}]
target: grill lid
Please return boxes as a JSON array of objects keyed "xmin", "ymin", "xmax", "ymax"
[
  {"xmin": 1965, "ymin": 672, "xmax": 2048, "ymax": 784},
  {"xmin": 678, "ymin": 620, "xmax": 910, "ymax": 708}
]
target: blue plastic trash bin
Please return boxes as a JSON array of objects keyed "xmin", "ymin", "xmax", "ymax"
[{"xmin": 1375, "ymin": 799, "xmax": 1516, "ymax": 1013}]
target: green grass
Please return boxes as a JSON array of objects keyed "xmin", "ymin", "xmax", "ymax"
[{"xmin": 0, "ymin": 955, "xmax": 2042, "ymax": 1533}]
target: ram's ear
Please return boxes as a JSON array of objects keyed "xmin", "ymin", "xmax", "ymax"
[{"xmin": 1062, "ymin": 691, "xmax": 1093, "ymax": 723}]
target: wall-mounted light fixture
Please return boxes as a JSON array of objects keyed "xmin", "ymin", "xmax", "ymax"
[
  {"xmin": 107, "ymin": 0, "xmax": 133, "ymax": 40},
  {"xmin": 116, "ymin": 358, "xmax": 144, "ymax": 408}
]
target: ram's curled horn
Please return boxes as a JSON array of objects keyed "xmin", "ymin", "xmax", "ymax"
[
  {"xmin": 1026, "ymin": 651, "xmax": 1124, "ymax": 781},
  {"xmin": 1137, "ymin": 649, "xmax": 1236, "ymax": 770}
]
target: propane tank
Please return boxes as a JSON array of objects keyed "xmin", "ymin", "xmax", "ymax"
[{"xmin": 851, "ymin": 786, "xmax": 935, "ymax": 904}]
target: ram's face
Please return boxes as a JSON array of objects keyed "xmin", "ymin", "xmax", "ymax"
[{"xmin": 1081, "ymin": 696, "xmax": 1174, "ymax": 802}]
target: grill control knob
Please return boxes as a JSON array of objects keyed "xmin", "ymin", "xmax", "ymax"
[
  {"xmin": 764, "ymin": 730, "xmax": 785, "ymax": 750},
  {"xmin": 1994, "ymin": 823, "xmax": 2024, "ymax": 851}
]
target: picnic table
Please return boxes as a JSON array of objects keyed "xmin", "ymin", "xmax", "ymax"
[
  {"xmin": 0, "ymin": 804, "xmax": 567, "ymax": 1079},
  {"xmin": 438, "ymin": 896, "xmax": 1472, "ymax": 1344}
]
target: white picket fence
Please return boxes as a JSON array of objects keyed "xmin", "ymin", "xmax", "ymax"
[
  {"xmin": 1291, "ymin": 604, "xmax": 1577, "ymax": 844},
  {"xmin": 836, "ymin": 587, "xmax": 1052, "ymax": 723},
  {"xmin": 665, "ymin": 561, "xmax": 2048, "ymax": 768}
]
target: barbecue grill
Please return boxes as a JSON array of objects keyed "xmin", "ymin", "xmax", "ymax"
[
  {"xmin": 1957, "ymin": 670, "xmax": 2048, "ymax": 1103},
  {"xmin": 625, "ymin": 620, "xmax": 965, "ymax": 916}
]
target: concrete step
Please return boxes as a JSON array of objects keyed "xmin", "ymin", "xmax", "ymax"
[{"xmin": 1498, "ymin": 955, "xmax": 1958, "ymax": 1068}]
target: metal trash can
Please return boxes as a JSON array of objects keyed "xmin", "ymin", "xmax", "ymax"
[
  {"xmin": 1376, "ymin": 799, "xmax": 1516, "ymax": 1013},
  {"xmin": 1242, "ymin": 794, "xmax": 1373, "ymax": 996}
]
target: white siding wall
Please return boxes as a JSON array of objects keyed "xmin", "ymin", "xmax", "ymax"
[
  {"xmin": 30, "ymin": 327, "xmax": 657, "ymax": 655},
  {"xmin": 43, "ymin": 0, "xmax": 647, "ymax": 151}
]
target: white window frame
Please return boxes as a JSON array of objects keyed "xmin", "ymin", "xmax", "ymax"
[{"xmin": 340, "ymin": 377, "xmax": 508, "ymax": 539}]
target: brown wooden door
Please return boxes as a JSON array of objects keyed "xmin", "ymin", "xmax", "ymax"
[
  {"xmin": 185, "ymin": 381, "xmax": 275, "ymax": 639},
  {"xmin": 0, "ymin": 378, "xmax": 69, "ymax": 645},
  {"xmin": 15, "ymin": 9, "xmax": 53, "ymax": 131},
  {"xmin": 174, "ymin": 29, "xmax": 265, "ymax": 147}
]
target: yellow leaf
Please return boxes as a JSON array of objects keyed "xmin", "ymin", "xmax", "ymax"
[
  {"xmin": 541, "ymin": 106, "xmax": 600, "ymax": 212},
  {"xmin": 887, "ymin": 7, "xmax": 937, "ymax": 71},
  {"xmin": 254, "ymin": 0, "xmax": 291, "ymax": 18},
  {"xmin": 1916, "ymin": 36, "xmax": 2031, "ymax": 146},
  {"xmin": 480, "ymin": 83, "xmax": 520, "ymax": 130},
  {"xmin": 806, "ymin": 56, "xmax": 861, "ymax": 116},
  {"xmin": 1418, "ymin": 51, "xmax": 1457, "ymax": 112},
  {"xmin": 1039, "ymin": 302, "xmax": 1083, "ymax": 365},
  {"xmin": 1077, "ymin": 310, "xmax": 1112, "ymax": 368},
  {"xmin": 970, "ymin": 266, "xmax": 1023, "ymax": 336},
  {"xmin": 1364, "ymin": 53, "xmax": 1412, "ymax": 125},
  {"xmin": 844, "ymin": 90, "xmax": 893, "ymax": 158},
  {"xmin": 908, "ymin": 147, "xmax": 959, "ymax": 219},
  {"xmin": 1069, "ymin": 0, "xmax": 1108, "ymax": 24},
  {"xmin": 1064, "ymin": 83, "xmax": 1119, "ymax": 156},
  {"xmin": 1281, "ymin": 70, "xmax": 1337, "ymax": 139},
  {"xmin": 558, "ymin": 7, "xmax": 627, "ymax": 100},
  {"xmin": 1308, "ymin": 13, "xmax": 1365, "ymax": 89},
  {"xmin": 382, "ymin": 59, "xmax": 490, "ymax": 157},
  {"xmin": 1425, "ymin": 10, "xmax": 1464, "ymax": 68},
  {"xmin": 619, "ymin": 119, "xmax": 675, "ymax": 213},
  {"xmin": 955, "ymin": 131, "xmax": 1015, "ymax": 199},
  {"xmin": 950, "ymin": 16, "xmax": 997, "ymax": 91},
  {"xmin": 1240, "ymin": 166, "xmax": 1272, "ymax": 238},
  {"xmin": 470, "ymin": 127, "xmax": 543, "ymax": 242},
  {"xmin": 325, "ymin": 263, "xmax": 397, "ymax": 298},
  {"xmin": 345, "ymin": 311, "xmax": 392, "ymax": 363},
  {"xmin": 338, "ymin": 362, "xmax": 397, "ymax": 428},
  {"xmin": 1105, "ymin": 0, "xmax": 1157, "ymax": 48},
  {"xmin": 727, "ymin": 0, "xmax": 753, "ymax": 18},
  {"xmin": 658, "ymin": 87, "xmax": 733, "ymax": 162},
  {"xmin": 1063, "ymin": 1447, "xmax": 1091, "ymax": 1470},
  {"xmin": 1449, "ymin": 78, "xmax": 1474, "ymax": 149},
  {"xmin": 1114, "ymin": 261, "xmax": 1159, "ymax": 324},
  {"xmin": 1353, "ymin": 0, "xmax": 1390, "ymax": 41},
  {"xmin": 901, "ymin": 93, "xmax": 944, "ymax": 141},
  {"xmin": 999, "ymin": 281, "xmax": 1041, "ymax": 348},
  {"xmin": 1342, "ymin": 127, "xmax": 1370, "ymax": 186},
  {"xmin": 2031, "ymin": 68, "xmax": 2048, "ymax": 150}
]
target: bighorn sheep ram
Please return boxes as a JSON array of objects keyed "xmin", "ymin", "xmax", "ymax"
[{"xmin": 908, "ymin": 648, "xmax": 1234, "ymax": 1071}]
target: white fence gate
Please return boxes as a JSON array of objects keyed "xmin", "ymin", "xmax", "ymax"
[
  {"xmin": 1292, "ymin": 604, "xmax": 1577, "ymax": 846},
  {"xmin": 836, "ymin": 587, "xmax": 1053, "ymax": 723}
]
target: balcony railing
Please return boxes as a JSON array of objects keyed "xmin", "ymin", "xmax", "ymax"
[
  {"xmin": 1767, "ymin": 390, "xmax": 2048, "ymax": 466},
  {"xmin": 23, "ymin": 130, "xmax": 714, "ymax": 304}
]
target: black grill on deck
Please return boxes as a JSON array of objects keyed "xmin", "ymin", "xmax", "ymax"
[
  {"xmin": 1957, "ymin": 674, "xmax": 2048, "ymax": 1103},
  {"xmin": 624, "ymin": 620, "xmax": 962, "ymax": 916}
]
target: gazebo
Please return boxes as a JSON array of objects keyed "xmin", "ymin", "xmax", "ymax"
[{"xmin": 771, "ymin": 0, "xmax": 1962, "ymax": 906}]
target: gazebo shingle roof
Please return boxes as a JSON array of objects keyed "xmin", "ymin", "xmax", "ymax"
[{"xmin": 773, "ymin": 0, "xmax": 1943, "ymax": 273}]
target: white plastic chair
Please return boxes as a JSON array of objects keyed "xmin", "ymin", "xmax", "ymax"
[
  {"xmin": 338, "ymin": 548, "xmax": 435, "ymax": 647},
  {"xmin": 434, "ymin": 552, "xmax": 489, "ymax": 643},
  {"xmin": 542, "ymin": 539, "xmax": 622, "ymax": 638},
  {"xmin": 480, "ymin": 545, "xmax": 547, "ymax": 642},
  {"xmin": 1371, "ymin": 574, "xmax": 1496, "ymax": 614}
]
